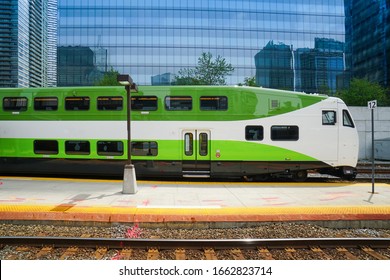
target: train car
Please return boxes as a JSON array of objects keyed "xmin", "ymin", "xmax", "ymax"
[{"xmin": 0, "ymin": 86, "xmax": 359, "ymax": 180}]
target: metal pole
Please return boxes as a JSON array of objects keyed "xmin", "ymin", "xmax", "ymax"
[
  {"xmin": 371, "ymin": 108, "xmax": 375, "ymax": 193},
  {"xmin": 126, "ymin": 84, "xmax": 131, "ymax": 165}
]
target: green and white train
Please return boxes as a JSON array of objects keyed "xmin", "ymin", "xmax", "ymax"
[{"xmin": 0, "ymin": 86, "xmax": 358, "ymax": 180}]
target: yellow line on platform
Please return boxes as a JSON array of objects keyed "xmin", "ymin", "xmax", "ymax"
[{"xmin": 1, "ymin": 204, "xmax": 390, "ymax": 216}]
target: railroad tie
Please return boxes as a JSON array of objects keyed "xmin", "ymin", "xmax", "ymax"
[
  {"xmin": 310, "ymin": 246, "xmax": 332, "ymax": 260},
  {"xmin": 336, "ymin": 247, "xmax": 358, "ymax": 260},
  {"xmin": 5, "ymin": 246, "xmax": 29, "ymax": 260},
  {"xmin": 119, "ymin": 248, "xmax": 133, "ymax": 260},
  {"xmin": 258, "ymin": 247, "xmax": 274, "ymax": 260},
  {"xmin": 204, "ymin": 248, "xmax": 218, "ymax": 260},
  {"xmin": 175, "ymin": 248, "xmax": 186, "ymax": 260},
  {"xmin": 36, "ymin": 246, "xmax": 54, "ymax": 258},
  {"xmin": 147, "ymin": 248, "xmax": 159, "ymax": 260},
  {"xmin": 361, "ymin": 246, "xmax": 389, "ymax": 260},
  {"xmin": 60, "ymin": 246, "xmax": 79, "ymax": 260},
  {"xmin": 95, "ymin": 246, "xmax": 108, "ymax": 260},
  {"xmin": 230, "ymin": 248, "xmax": 245, "ymax": 260},
  {"xmin": 285, "ymin": 247, "xmax": 297, "ymax": 260}
]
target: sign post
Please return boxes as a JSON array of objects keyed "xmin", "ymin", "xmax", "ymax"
[{"xmin": 368, "ymin": 100, "xmax": 377, "ymax": 194}]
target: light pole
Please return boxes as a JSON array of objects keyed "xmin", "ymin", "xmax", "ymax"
[{"xmin": 117, "ymin": 74, "xmax": 138, "ymax": 194}]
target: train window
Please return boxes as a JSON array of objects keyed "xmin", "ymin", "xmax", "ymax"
[
  {"xmin": 322, "ymin": 110, "xmax": 336, "ymax": 125},
  {"xmin": 65, "ymin": 141, "xmax": 90, "ymax": 155},
  {"xmin": 131, "ymin": 141, "xmax": 158, "ymax": 156},
  {"xmin": 200, "ymin": 96, "xmax": 228, "ymax": 110},
  {"xmin": 199, "ymin": 133, "xmax": 208, "ymax": 156},
  {"xmin": 165, "ymin": 96, "xmax": 192, "ymax": 111},
  {"xmin": 131, "ymin": 96, "xmax": 158, "ymax": 111},
  {"xmin": 65, "ymin": 97, "xmax": 90, "ymax": 111},
  {"xmin": 245, "ymin": 126, "xmax": 264, "ymax": 141},
  {"xmin": 97, "ymin": 96, "xmax": 123, "ymax": 111},
  {"xmin": 34, "ymin": 140, "xmax": 58, "ymax": 154},
  {"xmin": 3, "ymin": 97, "xmax": 28, "ymax": 111},
  {"xmin": 271, "ymin": 126, "xmax": 299, "ymax": 141},
  {"xmin": 184, "ymin": 133, "xmax": 193, "ymax": 156},
  {"xmin": 34, "ymin": 97, "xmax": 58, "ymax": 111},
  {"xmin": 97, "ymin": 141, "xmax": 124, "ymax": 156},
  {"xmin": 343, "ymin": 110, "xmax": 355, "ymax": 128}
]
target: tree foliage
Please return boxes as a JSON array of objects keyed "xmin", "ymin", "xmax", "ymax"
[
  {"xmin": 238, "ymin": 76, "xmax": 258, "ymax": 87},
  {"xmin": 174, "ymin": 52, "xmax": 234, "ymax": 85},
  {"xmin": 336, "ymin": 78, "xmax": 390, "ymax": 106},
  {"xmin": 95, "ymin": 68, "xmax": 121, "ymax": 86}
]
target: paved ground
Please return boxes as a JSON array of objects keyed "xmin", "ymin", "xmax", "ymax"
[{"xmin": 0, "ymin": 176, "xmax": 389, "ymax": 226}]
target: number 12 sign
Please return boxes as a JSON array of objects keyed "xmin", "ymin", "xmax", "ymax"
[{"xmin": 368, "ymin": 100, "xmax": 377, "ymax": 109}]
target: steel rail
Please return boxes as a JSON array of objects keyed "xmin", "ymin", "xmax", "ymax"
[{"xmin": 1, "ymin": 237, "xmax": 390, "ymax": 250}]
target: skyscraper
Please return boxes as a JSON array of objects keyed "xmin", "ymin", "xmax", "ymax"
[
  {"xmin": 0, "ymin": 0, "xmax": 57, "ymax": 88},
  {"xmin": 57, "ymin": 0, "xmax": 347, "ymax": 87},
  {"xmin": 345, "ymin": 0, "xmax": 389, "ymax": 86},
  {"xmin": 254, "ymin": 41, "xmax": 294, "ymax": 90}
]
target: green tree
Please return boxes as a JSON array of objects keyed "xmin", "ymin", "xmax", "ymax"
[
  {"xmin": 336, "ymin": 78, "xmax": 390, "ymax": 106},
  {"xmin": 174, "ymin": 52, "xmax": 234, "ymax": 85},
  {"xmin": 95, "ymin": 68, "xmax": 121, "ymax": 86},
  {"xmin": 238, "ymin": 76, "xmax": 258, "ymax": 87}
]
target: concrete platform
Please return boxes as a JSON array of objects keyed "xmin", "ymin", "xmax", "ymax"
[{"xmin": 0, "ymin": 176, "xmax": 390, "ymax": 227}]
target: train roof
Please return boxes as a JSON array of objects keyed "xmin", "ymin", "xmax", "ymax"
[
  {"xmin": 1, "ymin": 85, "xmax": 335, "ymax": 122},
  {"xmin": 0, "ymin": 85, "xmax": 328, "ymax": 98}
]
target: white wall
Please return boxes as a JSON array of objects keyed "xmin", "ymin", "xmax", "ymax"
[{"xmin": 349, "ymin": 107, "xmax": 390, "ymax": 160}]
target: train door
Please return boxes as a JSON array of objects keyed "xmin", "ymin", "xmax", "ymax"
[
  {"xmin": 321, "ymin": 107, "xmax": 339, "ymax": 164},
  {"xmin": 182, "ymin": 130, "xmax": 211, "ymax": 177},
  {"xmin": 337, "ymin": 102, "xmax": 359, "ymax": 167}
]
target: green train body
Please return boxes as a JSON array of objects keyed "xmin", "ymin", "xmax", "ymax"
[{"xmin": 0, "ymin": 86, "xmax": 359, "ymax": 180}]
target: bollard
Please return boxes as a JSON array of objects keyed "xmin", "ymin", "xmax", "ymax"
[{"xmin": 122, "ymin": 164, "xmax": 138, "ymax": 194}]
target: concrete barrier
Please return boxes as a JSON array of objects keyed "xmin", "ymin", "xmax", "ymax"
[{"xmin": 349, "ymin": 107, "xmax": 390, "ymax": 160}]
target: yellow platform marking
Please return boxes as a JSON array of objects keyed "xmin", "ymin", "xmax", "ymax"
[{"xmin": 1, "ymin": 204, "xmax": 390, "ymax": 216}]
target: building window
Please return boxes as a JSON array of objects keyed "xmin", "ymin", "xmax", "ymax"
[
  {"xmin": 34, "ymin": 140, "xmax": 58, "ymax": 154},
  {"xmin": 271, "ymin": 126, "xmax": 299, "ymax": 141},
  {"xmin": 200, "ymin": 96, "xmax": 228, "ymax": 110},
  {"xmin": 97, "ymin": 141, "xmax": 124, "ymax": 156},
  {"xmin": 322, "ymin": 110, "xmax": 336, "ymax": 125},
  {"xmin": 245, "ymin": 126, "xmax": 264, "ymax": 141},
  {"xmin": 34, "ymin": 97, "xmax": 58, "ymax": 111},
  {"xmin": 65, "ymin": 141, "xmax": 90, "ymax": 155},
  {"xmin": 65, "ymin": 97, "xmax": 90, "ymax": 110},
  {"xmin": 165, "ymin": 96, "xmax": 192, "ymax": 111},
  {"xmin": 343, "ymin": 110, "xmax": 355, "ymax": 128},
  {"xmin": 131, "ymin": 96, "xmax": 158, "ymax": 111},
  {"xmin": 131, "ymin": 141, "xmax": 158, "ymax": 156},
  {"xmin": 3, "ymin": 97, "xmax": 28, "ymax": 111},
  {"xmin": 97, "ymin": 96, "xmax": 123, "ymax": 111}
]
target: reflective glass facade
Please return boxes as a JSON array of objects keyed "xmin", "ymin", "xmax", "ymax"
[
  {"xmin": 345, "ymin": 0, "xmax": 389, "ymax": 87},
  {"xmin": 0, "ymin": 0, "xmax": 29, "ymax": 88},
  {"xmin": 58, "ymin": 0, "xmax": 348, "ymax": 92},
  {"xmin": 0, "ymin": 0, "xmax": 57, "ymax": 88}
]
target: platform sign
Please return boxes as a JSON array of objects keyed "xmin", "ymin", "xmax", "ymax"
[
  {"xmin": 368, "ymin": 100, "xmax": 376, "ymax": 193},
  {"xmin": 368, "ymin": 100, "xmax": 377, "ymax": 109}
]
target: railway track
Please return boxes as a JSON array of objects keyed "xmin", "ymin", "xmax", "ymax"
[{"xmin": 1, "ymin": 236, "xmax": 390, "ymax": 260}]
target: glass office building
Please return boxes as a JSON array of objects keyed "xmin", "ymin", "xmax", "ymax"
[
  {"xmin": 57, "ymin": 0, "xmax": 349, "ymax": 92},
  {"xmin": 0, "ymin": 0, "xmax": 57, "ymax": 88},
  {"xmin": 345, "ymin": 0, "xmax": 389, "ymax": 87}
]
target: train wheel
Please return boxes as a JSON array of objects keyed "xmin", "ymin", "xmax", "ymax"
[{"xmin": 293, "ymin": 170, "xmax": 308, "ymax": 182}]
